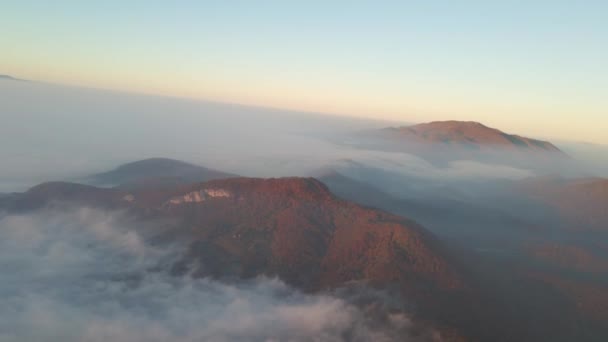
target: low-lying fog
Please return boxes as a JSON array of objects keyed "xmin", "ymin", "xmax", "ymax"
[
  {"xmin": 2, "ymin": 77, "xmax": 608, "ymax": 342},
  {"xmin": 0, "ymin": 207, "xmax": 436, "ymax": 342},
  {"xmin": 2, "ymin": 79, "xmax": 607, "ymax": 194},
  {"xmin": 0, "ymin": 80, "xmax": 393, "ymax": 191}
]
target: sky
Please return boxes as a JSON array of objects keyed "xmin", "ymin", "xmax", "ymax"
[{"xmin": 2, "ymin": 1, "xmax": 607, "ymax": 143}]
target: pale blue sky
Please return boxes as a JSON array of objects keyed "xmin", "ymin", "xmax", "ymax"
[{"xmin": 2, "ymin": 1, "xmax": 607, "ymax": 143}]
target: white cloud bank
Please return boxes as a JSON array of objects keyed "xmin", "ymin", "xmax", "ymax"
[{"xmin": 0, "ymin": 207, "xmax": 441, "ymax": 342}]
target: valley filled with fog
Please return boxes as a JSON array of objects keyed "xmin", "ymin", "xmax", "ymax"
[
  {"xmin": 2, "ymin": 79, "xmax": 608, "ymax": 341},
  {"xmin": 0, "ymin": 207, "xmax": 433, "ymax": 342},
  {"xmin": 4, "ymin": 80, "xmax": 607, "ymax": 193}
]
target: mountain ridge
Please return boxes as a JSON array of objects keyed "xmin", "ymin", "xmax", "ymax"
[
  {"xmin": 0, "ymin": 176, "xmax": 491, "ymax": 340},
  {"xmin": 0, "ymin": 74, "xmax": 26, "ymax": 81},
  {"xmin": 520, "ymin": 176, "xmax": 608, "ymax": 231},
  {"xmin": 4, "ymin": 158, "xmax": 599, "ymax": 340},
  {"xmin": 88, "ymin": 157, "xmax": 236, "ymax": 188},
  {"xmin": 381, "ymin": 120, "xmax": 563, "ymax": 153}
]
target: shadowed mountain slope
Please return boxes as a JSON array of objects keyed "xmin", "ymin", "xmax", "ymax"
[
  {"xmin": 5, "ymin": 171, "xmax": 603, "ymax": 340},
  {"xmin": 521, "ymin": 177, "xmax": 608, "ymax": 231},
  {"xmin": 88, "ymin": 158, "xmax": 236, "ymax": 188},
  {"xmin": 0, "ymin": 176, "xmax": 511, "ymax": 341}
]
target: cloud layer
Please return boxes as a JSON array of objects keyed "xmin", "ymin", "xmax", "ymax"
[
  {"xmin": 0, "ymin": 80, "xmax": 546, "ymax": 193},
  {"xmin": 0, "ymin": 207, "xmax": 440, "ymax": 342}
]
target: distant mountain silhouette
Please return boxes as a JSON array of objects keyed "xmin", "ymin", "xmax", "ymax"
[
  {"xmin": 88, "ymin": 158, "xmax": 236, "ymax": 188},
  {"xmin": 380, "ymin": 121, "xmax": 563, "ymax": 153},
  {"xmin": 352, "ymin": 120, "xmax": 569, "ymax": 170},
  {"xmin": 0, "ymin": 74, "xmax": 26, "ymax": 81}
]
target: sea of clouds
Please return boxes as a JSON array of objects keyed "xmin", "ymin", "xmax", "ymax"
[{"xmin": 0, "ymin": 80, "xmax": 550, "ymax": 193}]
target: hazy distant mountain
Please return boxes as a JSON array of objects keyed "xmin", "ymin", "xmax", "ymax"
[
  {"xmin": 516, "ymin": 177, "xmax": 608, "ymax": 331},
  {"xmin": 317, "ymin": 169, "xmax": 546, "ymax": 236},
  {"xmin": 88, "ymin": 158, "xmax": 236, "ymax": 188},
  {"xmin": 379, "ymin": 121, "xmax": 563, "ymax": 153},
  {"xmin": 521, "ymin": 177, "xmax": 608, "ymax": 231},
  {"xmin": 317, "ymin": 168, "xmax": 608, "ymax": 339},
  {"xmin": 350, "ymin": 120, "xmax": 571, "ymax": 172},
  {"xmin": 0, "ymin": 74, "xmax": 25, "ymax": 81}
]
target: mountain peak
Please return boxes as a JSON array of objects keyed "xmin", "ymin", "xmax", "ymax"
[
  {"xmin": 418, "ymin": 120, "xmax": 489, "ymax": 128},
  {"xmin": 384, "ymin": 120, "xmax": 563, "ymax": 153},
  {"xmin": 89, "ymin": 158, "xmax": 236, "ymax": 187},
  {"xmin": 111, "ymin": 158, "xmax": 204, "ymax": 171}
]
